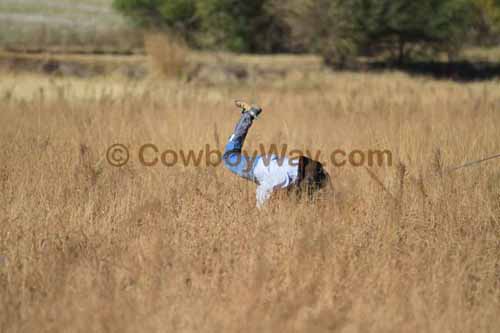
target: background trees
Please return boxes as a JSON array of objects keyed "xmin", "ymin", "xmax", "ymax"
[
  {"xmin": 195, "ymin": 0, "xmax": 289, "ymax": 52},
  {"xmin": 275, "ymin": 0, "xmax": 475, "ymax": 64},
  {"xmin": 113, "ymin": 0, "xmax": 288, "ymax": 52},
  {"xmin": 348, "ymin": 0, "xmax": 474, "ymax": 63},
  {"xmin": 113, "ymin": 0, "xmax": 500, "ymax": 63},
  {"xmin": 471, "ymin": 0, "xmax": 500, "ymax": 44}
]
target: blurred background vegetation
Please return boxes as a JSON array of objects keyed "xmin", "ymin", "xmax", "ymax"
[
  {"xmin": 0, "ymin": 0, "xmax": 143, "ymax": 54},
  {"xmin": 111, "ymin": 0, "xmax": 500, "ymax": 64},
  {"xmin": 1, "ymin": 0, "xmax": 500, "ymax": 66}
]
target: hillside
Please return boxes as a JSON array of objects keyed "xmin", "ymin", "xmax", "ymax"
[{"xmin": 0, "ymin": 0, "xmax": 142, "ymax": 53}]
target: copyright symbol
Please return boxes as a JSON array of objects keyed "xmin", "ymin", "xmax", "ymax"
[{"xmin": 107, "ymin": 144, "xmax": 129, "ymax": 167}]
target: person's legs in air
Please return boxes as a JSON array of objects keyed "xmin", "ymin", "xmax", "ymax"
[{"xmin": 223, "ymin": 101, "xmax": 262, "ymax": 182}]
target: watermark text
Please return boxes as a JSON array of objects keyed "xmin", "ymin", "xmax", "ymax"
[{"xmin": 107, "ymin": 143, "xmax": 393, "ymax": 168}]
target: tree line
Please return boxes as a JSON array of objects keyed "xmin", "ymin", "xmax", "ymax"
[{"xmin": 113, "ymin": 0, "xmax": 500, "ymax": 64}]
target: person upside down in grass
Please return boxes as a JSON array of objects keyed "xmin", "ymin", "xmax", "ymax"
[{"xmin": 223, "ymin": 101, "xmax": 331, "ymax": 208}]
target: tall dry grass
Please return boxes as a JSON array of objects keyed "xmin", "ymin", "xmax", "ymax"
[
  {"xmin": 144, "ymin": 33, "xmax": 190, "ymax": 79},
  {"xmin": 0, "ymin": 71, "xmax": 499, "ymax": 332}
]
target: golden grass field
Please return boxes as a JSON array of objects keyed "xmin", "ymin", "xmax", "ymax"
[{"xmin": 0, "ymin": 67, "xmax": 499, "ymax": 332}]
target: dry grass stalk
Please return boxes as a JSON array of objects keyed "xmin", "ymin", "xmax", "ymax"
[{"xmin": 144, "ymin": 32, "xmax": 190, "ymax": 79}]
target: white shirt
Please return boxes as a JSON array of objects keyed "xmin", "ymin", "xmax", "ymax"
[{"xmin": 253, "ymin": 155, "xmax": 299, "ymax": 208}]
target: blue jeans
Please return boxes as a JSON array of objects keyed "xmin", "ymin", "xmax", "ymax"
[{"xmin": 223, "ymin": 112, "xmax": 260, "ymax": 182}]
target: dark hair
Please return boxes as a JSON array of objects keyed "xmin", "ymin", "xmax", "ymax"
[{"xmin": 302, "ymin": 161, "xmax": 330, "ymax": 198}]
